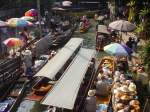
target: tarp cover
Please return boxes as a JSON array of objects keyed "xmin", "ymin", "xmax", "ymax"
[
  {"xmin": 35, "ymin": 38, "xmax": 83, "ymax": 79},
  {"xmin": 41, "ymin": 48, "xmax": 95, "ymax": 109}
]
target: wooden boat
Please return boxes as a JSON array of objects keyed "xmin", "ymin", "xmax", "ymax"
[
  {"xmin": 6, "ymin": 38, "xmax": 83, "ymax": 111},
  {"xmin": 79, "ymin": 20, "xmax": 90, "ymax": 33},
  {"xmin": 95, "ymin": 25, "xmax": 111, "ymax": 51},
  {"xmin": 80, "ymin": 56, "xmax": 115, "ymax": 112},
  {"xmin": 41, "ymin": 48, "xmax": 96, "ymax": 112},
  {"xmin": 24, "ymin": 77, "xmax": 56, "ymax": 101},
  {"xmin": 52, "ymin": 29, "xmax": 73, "ymax": 47},
  {"xmin": 24, "ymin": 38, "xmax": 83, "ymax": 102}
]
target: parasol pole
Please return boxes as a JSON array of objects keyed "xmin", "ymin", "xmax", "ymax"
[{"xmin": 37, "ymin": 0, "xmax": 42, "ymax": 38}]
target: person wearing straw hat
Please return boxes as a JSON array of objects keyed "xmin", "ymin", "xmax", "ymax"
[
  {"xmin": 22, "ymin": 49, "xmax": 33, "ymax": 79},
  {"xmin": 85, "ymin": 89, "xmax": 96, "ymax": 112},
  {"xmin": 96, "ymin": 76, "xmax": 110, "ymax": 96}
]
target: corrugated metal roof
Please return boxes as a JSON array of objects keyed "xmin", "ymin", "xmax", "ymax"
[
  {"xmin": 34, "ymin": 38, "xmax": 83, "ymax": 79},
  {"xmin": 41, "ymin": 48, "xmax": 95, "ymax": 109}
]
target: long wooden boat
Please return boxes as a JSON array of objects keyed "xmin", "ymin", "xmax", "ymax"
[
  {"xmin": 82, "ymin": 56, "xmax": 116, "ymax": 112},
  {"xmin": 0, "ymin": 54, "xmax": 50, "ymax": 112},
  {"xmin": 6, "ymin": 38, "xmax": 84, "ymax": 111},
  {"xmin": 41, "ymin": 48, "xmax": 96, "ymax": 112},
  {"xmin": 95, "ymin": 25, "xmax": 111, "ymax": 51}
]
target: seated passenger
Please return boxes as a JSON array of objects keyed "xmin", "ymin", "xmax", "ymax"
[
  {"xmin": 96, "ymin": 76, "xmax": 110, "ymax": 96},
  {"xmin": 85, "ymin": 90, "xmax": 96, "ymax": 112}
]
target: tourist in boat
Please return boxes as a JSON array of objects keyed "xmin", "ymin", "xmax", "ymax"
[
  {"xmin": 96, "ymin": 76, "xmax": 111, "ymax": 97},
  {"xmin": 19, "ymin": 27, "xmax": 29, "ymax": 44},
  {"xmin": 85, "ymin": 89, "xmax": 96, "ymax": 112},
  {"xmin": 22, "ymin": 49, "xmax": 33, "ymax": 79}
]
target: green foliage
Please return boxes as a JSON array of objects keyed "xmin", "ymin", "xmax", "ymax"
[
  {"xmin": 140, "ymin": 40, "xmax": 150, "ymax": 74},
  {"xmin": 139, "ymin": 8, "xmax": 150, "ymax": 17},
  {"xmin": 135, "ymin": 23, "xmax": 144, "ymax": 34}
]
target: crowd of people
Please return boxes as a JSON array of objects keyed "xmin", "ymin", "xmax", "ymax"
[{"xmin": 84, "ymin": 55, "xmax": 141, "ymax": 112}]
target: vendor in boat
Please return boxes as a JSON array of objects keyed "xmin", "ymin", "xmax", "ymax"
[
  {"xmin": 96, "ymin": 75, "xmax": 111, "ymax": 97},
  {"xmin": 85, "ymin": 89, "xmax": 96, "ymax": 112},
  {"xmin": 102, "ymin": 60, "xmax": 112, "ymax": 76},
  {"xmin": 22, "ymin": 49, "xmax": 33, "ymax": 79}
]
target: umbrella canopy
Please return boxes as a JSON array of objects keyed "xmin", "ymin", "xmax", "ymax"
[
  {"xmin": 104, "ymin": 43, "xmax": 131, "ymax": 56},
  {"xmin": 0, "ymin": 20, "xmax": 8, "ymax": 27},
  {"xmin": 25, "ymin": 9, "xmax": 38, "ymax": 17},
  {"xmin": 62, "ymin": 1, "xmax": 72, "ymax": 6},
  {"xmin": 52, "ymin": 7, "xmax": 66, "ymax": 11},
  {"xmin": 7, "ymin": 18, "xmax": 33, "ymax": 27},
  {"xmin": 121, "ymin": 43, "xmax": 133, "ymax": 54},
  {"xmin": 20, "ymin": 16, "xmax": 34, "ymax": 21},
  {"xmin": 3, "ymin": 38, "xmax": 24, "ymax": 48},
  {"xmin": 96, "ymin": 16, "xmax": 105, "ymax": 21},
  {"xmin": 109, "ymin": 20, "xmax": 136, "ymax": 32}
]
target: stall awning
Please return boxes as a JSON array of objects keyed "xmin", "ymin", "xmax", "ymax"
[
  {"xmin": 41, "ymin": 48, "xmax": 95, "ymax": 109},
  {"xmin": 34, "ymin": 38, "xmax": 83, "ymax": 79}
]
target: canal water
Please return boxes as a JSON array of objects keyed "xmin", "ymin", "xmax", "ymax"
[{"xmin": 17, "ymin": 19, "xmax": 107, "ymax": 112}]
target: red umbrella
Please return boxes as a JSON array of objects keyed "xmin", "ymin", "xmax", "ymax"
[
  {"xmin": 25, "ymin": 9, "xmax": 38, "ymax": 17},
  {"xmin": 3, "ymin": 38, "xmax": 24, "ymax": 48}
]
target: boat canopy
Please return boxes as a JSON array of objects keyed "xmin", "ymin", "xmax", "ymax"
[
  {"xmin": 98, "ymin": 25, "xmax": 110, "ymax": 34},
  {"xmin": 34, "ymin": 38, "xmax": 83, "ymax": 79},
  {"xmin": 41, "ymin": 48, "xmax": 95, "ymax": 109}
]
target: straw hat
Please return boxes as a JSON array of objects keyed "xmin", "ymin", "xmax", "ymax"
[
  {"xmin": 115, "ymin": 103, "xmax": 124, "ymax": 110},
  {"xmin": 129, "ymin": 100, "xmax": 140, "ymax": 106},
  {"xmin": 119, "ymin": 85, "xmax": 130, "ymax": 93},
  {"xmin": 22, "ymin": 50, "xmax": 32, "ymax": 55},
  {"xmin": 97, "ymin": 73, "xmax": 102, "ymax": 80},
  {"xmin": 103, "ymin": 60, "xmax": 109, "ymax": 64},
  {"xmin": 16, "ymin": 52, "xmax": 21, "ymax": 56},
  {"xmin": 88, "ymin": 90, "xmax": 96, "ymax": 97},
  {"xmin": 115, "ymin": 71, "xmax": 121, "ymax": 76},
  {"xmin": 114, "ymin": 77, "xmax": 120, "ymax": 82},
  {"xmin": 120, "ymin": 94, "xmax": 130, "ymax": 100},
  {"xmin": 128, "ymin": 83, "xmax": 136, "ymax": 92}
]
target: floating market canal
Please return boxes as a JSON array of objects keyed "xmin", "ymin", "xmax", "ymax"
[{"xmin": 16, "ymin": 19, "xmax": 101, "ymax": 112}]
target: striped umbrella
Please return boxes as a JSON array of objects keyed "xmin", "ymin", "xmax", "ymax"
[
  {"xmin": 0, "ymin": 20, "xmax": 8, "ymax": 27},
  {"xmin": 3, "ymin": 38, "xmax": 24, "ymax": 48},
  {"xmin": 20, "ymin": 16, "xmax": 34, "ymax": 22},
  {"xmin": 6, "ymin": 18, "xmax": 33, "ymax": 27},
  {"xmin": 25, "ymin": 9, "xmax": 38, "ymax": 17}
]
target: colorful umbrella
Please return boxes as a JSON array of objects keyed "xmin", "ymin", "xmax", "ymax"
[
  {"xmin": 0, "ymin": 20, "xmax": 8, "ymax": 27},
  {"xmin": 20, "ymin": 16, "xmax": 34, "ymax": 22},
  {"xmin": 25, "ymin": 9, "xmax": 38, "ymax": 17},
  {"xmin": 104, "ymin": 43, "xmax": 131, "ymax": 56},
  {"xmin": 6, "ymin": 18, "xmax": 33, "ymax": 27},
  {"xmin": 3, "ymin": 38, "xmax": 24, "ymax": 48},
  {"xmin": 121, "ymin": 44, "xmax": 133, "ymax": 54}
]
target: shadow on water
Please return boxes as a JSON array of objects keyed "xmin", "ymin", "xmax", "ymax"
[{"xmin": 17, "ymin": 19, "xmax": 109, "ymax": 112}]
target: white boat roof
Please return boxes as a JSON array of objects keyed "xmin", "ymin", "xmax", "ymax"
[
  {"xmin": 98, "ymin": 25, "xmax": 110, "ymax": 34},
  {"xmin": 41, "ymin": 48, "xmax": 95, "ymax": 109},
  {"xmin": 34, "ymin": 38, "xmax": 83, "ymax": 79}
]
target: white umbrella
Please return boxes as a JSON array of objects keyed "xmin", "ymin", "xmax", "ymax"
[
  {"xmin": 0, "ymin": 20, "xmax": 8, "ymax": 27},
  {"xmin": 62, "ymin": 1, "xmax": 72, "ymax": 6},
  {"xmin": 52, "ymin": 7, "xmax": 66, "ymax": 11},
  {"xmin": 109, "ymin": 20, "xmax": 136, "ymax": 32}
]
